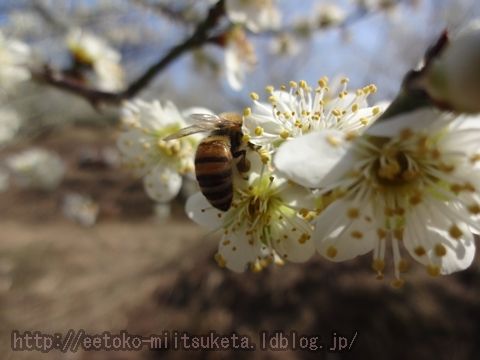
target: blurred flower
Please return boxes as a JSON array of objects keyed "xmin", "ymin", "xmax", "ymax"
[
  {"xmin": 419, "ymin": 20, "xmax": 480, "ymax": 113},
  {"xmin": 269, "ymin": 33, "xmax": 300, "ymax": 56},
  {"xmin": 0, "ymin": 30, "xmax": 31, "ymax": 92},
  {"xmin": 66, "ymin": 28, "xmax": 125, "ymax": 91},
  {"xmin": 315, "ymin": 3, "xmax": 346, "ymax": 28},
  {"xmin": 186, "ymin": 151, "xmax": 315, "ymax": 272},
  {"xmin": 0, "ymin": 106, "xmax": 21, "ymax": 146},
  {"xmin": 117, "ymin": 100, "xmax": 200, "ymax": 202},
  {"xmin": 225, "ymin": 0, "xmax": 281, "ymax": 33},
  {"xmin": 224, "ymin": 26, "xmax": 257, "ymax": 91},
  {"xmin": 62, "ymin": 193, "xmax": 99, "ymax": 227},
  {"xmin": 356, "ymin": 0, "xmax": 397, "ymax": 12},
  {"xmin": 242, "ymin": 78, "xmax": 383, "ymax": 182},
  {"xmin": 6, "ymin": 148, "xmax": 65, "ymax": 190},
  {"xmin": 278, "ymin": 108, "xmax": 479, "ymax": 285}
]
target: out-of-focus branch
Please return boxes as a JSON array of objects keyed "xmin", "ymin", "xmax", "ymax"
[
  {"xmin": 31, "ymin": 0, "xmax": 225, "ymax": 107},
  {"xmin": 130, "ymin": 0, "xmax": 197, "ymax": 25}
]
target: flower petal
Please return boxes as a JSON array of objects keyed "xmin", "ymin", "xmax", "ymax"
[
  {"xmin": 274, "ymin": 129, "xmax": 351, "ymax": 188},
  {"xmin": 185, "ymin": 191, "xmax": 223, "ymax": 229},
  {"xmin": 143, "ymin": 166, "xmax": 182, "ymax": 202},
  {"xmin": 218, "ymin": 225, "xmax": 262, "ymax": 272}
]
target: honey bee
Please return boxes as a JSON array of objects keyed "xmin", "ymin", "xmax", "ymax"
[{"xmin": 165, "ymin": 112, "xmax": 250, "ymax": 211}]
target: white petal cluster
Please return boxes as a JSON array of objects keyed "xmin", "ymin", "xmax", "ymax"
[
  {"xmin": 66, "ymin": 29, "xmax": 124, "ymax": 91},
  {"xmin": 242, "ymin": 78, "xmax": 383, "ymax": 151},
  {"xmin": 315, "ymin": 3, "xmax": 346, "ymax": 28},
  {"xmin": 276, "ymin": 108, "xmax": 479, "ymax": 285},
  {"xmin": 186, "ymin": 151, "xmax": 315, "ymax": 272},
  {"xmin": 225, "ymin": 0, "xmax": 281, "ymax": 33},
  {"xmin": 6, "ymin": 148, "xmax": 65, "ymax": 191},
  {"xmin": 62, "ymin": 193, "xmax": 99, "ymax": 227},
  {"xmin": 117, "ymin": 100, "xmax": 200, "ymax": 203},
  {"xmin": 0, "ymin": 106, "xmax": 21, "ymax": 146},
  {"xmin": 0, "ymin": 31, "xmax": 31, "ymax": 92},
  {"xmin": 224, "ymin": 26, "xmax": 257, "ymax": 91}
]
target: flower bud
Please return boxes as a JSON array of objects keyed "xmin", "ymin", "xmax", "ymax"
[{"xmin": 422, "ymin": 20, "xmax": 480, "ymax": 113}]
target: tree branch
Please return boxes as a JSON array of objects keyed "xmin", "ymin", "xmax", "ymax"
[{"xmin": 31, "ymin": 0, "xmax": 225, "ymax": 107}]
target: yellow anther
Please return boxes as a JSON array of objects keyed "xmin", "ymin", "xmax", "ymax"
[
  {"xmin": 351, "ymin": 230, "xmax": 363, "ymax": 239},
  {"xmin": 390, "ymin": 278, "xmax": 405, "ymax": 288},
  {"xmin": 470, "ymin": 153, "xmax": 480, "ymax": 163},
  {"xmin": 345, "ymin": 132, "xmax": 358, "ymax": 141},
  {"xmin": 326, "ymin": 134, "xmax": 341, "ymax": 147},
  {"xmin": 250, "ymin": 92, "xmax": 260, "ymax": 101},
  {"xmin": 299, "ymin": 80, "xmax": 308, "ymax": 88},
  {"xmin": 434, "ymin": 243, "xmax": 447, "ymax": 257},
  {"xmin": 347, "ymin": 208, "xmax": 359, "ymax": 219},
  {"xmin": 318, "ymin": 78, "xmax": 327, "ymax": 88},
  {"xmin": 214, "ymin": 253, "xmax": 226, "ymax": 268},
  {"xmin": 254, "ymin": 126, "xmax": 264, "ymax": 136},
  {"xmin": 289, "ymin": 80, "xmax": 298, "ymax": 88},
  {"xmin": 351, "ymin": 103, "xmax": 359, "ymax": 112},
  {"xmin": 280, "ymin": 130, "xmax": 290, "ymax": 139},
  {"xmin": 326, "ymin": 245, "xmax": 338, "ymax": 258},
  {"xmin": 377, "ymin": 228, "xmax": 387, "ymax": 239},
  {"xmin": 426, "ymin": 264, "xmax": 440, "ymax": 277},
  {"xmin": 393, "ymin": 229, "xmax": 403, "ymax": 241},
  {"xmin": 372, "ymin": 258, "xmax": 385, "ymax": 272},
  {"xmin": 340, "ymin": 77, "xmax": 349, "ymax": 84},
  {"xmin": 399, "ymin": 128, "xmax": 413, "ymax": 140},
  {"xmin": 298, "ymin": 233, "xmax": 310, "ymax": 244},
  {"xmin": 331, "ymin": 109, "xmax": 341, "ymax": 117},
  {"xmin": 243, "ymin": 107, "xmax": 252, "ymax": 117},
  {"xmin": 242, "ymin": 134, "xmax": 251, "ymax": 143},
  {"xmin": 409, "ymin": 193, "xmax": 422, "ymax": 206},
  {"xmin": 360, "ymin": 117, "xmax": 369, "ymax": 126},
  {"xmin": 398, "ymin": 259, "xmax": 409, "ymax": 273},
  {"xmin": 372, "ymin": 106, "xmax": 381, "ymax": 115},
  {"xmin": 250, "ymin": 261, "xmax": 263, "ymax": 273},
  {"xmin": 449, "ymin": 224, "xmax": 463, "ymax": 239},
  {"xmin": 265, "ymin": 85, "xmax": 274, "ymax": 94},
  {"xmin": 468, "ymin": 204, "xmax": 480, "ymax": 214},
  {"xmin": 414, "ymin": 246, "xmax": 426, "ymax": 256}
]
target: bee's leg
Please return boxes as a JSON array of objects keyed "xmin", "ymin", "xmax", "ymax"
[{"xmin": 232, "ymin": 149, "xmax": 250, "ymax": 173}]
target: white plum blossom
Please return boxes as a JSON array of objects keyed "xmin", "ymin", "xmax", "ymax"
[
  {"xmin": 275, "ymin": 109, "xmax": 479, "ymax": 286},
  {"xmin": 117, "ymin": 100, "xmax": 200, "ymax": 203},
  {"xmin": 0, "ymin": 106, "xmax": 21, "ymax": 146},
  {"xmin": 315, "ymin": 3, "xmax": 346, "ymax": 28},
  {"xmin": 62, "ymin": 193, "xmax": 99, "ymax": 227},
  {"xmin": 6, "ymin": 148, "xmax": 65, "ymax": 190},
  {"xmin": 269, "ymin": 33, "xmax": 301, "ymax": 57},
  {"xmin": 224, "ymin": 26, "xmax": 257, "ymax": 91},
  {"xmin": 242, "ymin": 78, "xmax": 383, "ymax": 157},
  {"xmin": 186, "ymin": 151, "xmax": 316, "ymax": 273},
  {"xmin": 225, "ymin": 0, "xmax": 281, "ymax": 33},
  {"xmin": 419, "ymin": 20, "xmax": 480, "ymax": 113},
  {"xmin": 0, "ymin": 30, "xmax": 31, "ymax": 92},
  {"xmin": 66, "ymin": 28, "xmax": 124, "ymax": 91}
]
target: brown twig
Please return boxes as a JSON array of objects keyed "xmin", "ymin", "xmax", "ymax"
[{"xmin": 31, "ymin": 0, "xmax": 225, "ymax": 107}]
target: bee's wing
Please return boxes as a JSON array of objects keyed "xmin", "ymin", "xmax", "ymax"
[{"xmin": 164, "ymin": 114, "xmax": 229, "ymax": 140}]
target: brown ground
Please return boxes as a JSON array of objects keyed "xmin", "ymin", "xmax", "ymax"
[{"xmin": 1, "ymin": 124, "xmax": 480, "ymax": 360}]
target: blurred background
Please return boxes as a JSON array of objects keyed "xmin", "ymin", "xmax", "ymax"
[{"xmin": 1, "ymin": 1, "xmax": 480, "ymax": 359}]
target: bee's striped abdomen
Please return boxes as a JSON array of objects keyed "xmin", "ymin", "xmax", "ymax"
[{"xmin": 195, "ymin": 138, "xmax": 233, "ymax": 211}]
